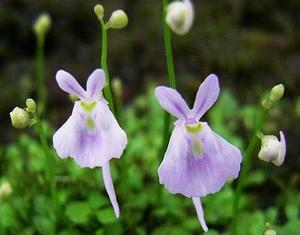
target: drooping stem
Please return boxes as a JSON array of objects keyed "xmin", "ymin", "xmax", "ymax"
[
  {"xmin": 231, "ymin": 107, "xmax": 267, "ymax": 234},
  {"xmin": 100, "ymin": 22, "xmax": 116, "ymax": 115},
  {"xmin": 35, "ymin": 36, "xmax": 46, "ymax": 114},
  {"xmin": 34, "ymin": 114, "xmax": 56, "ymax": 233},
  {"xmin": 102, "ymin": 163, "xmax": 120, "ymax": 218},
  {"xmin": 161, "ymin": 0, "xmax": 177, "ymax": 153}
]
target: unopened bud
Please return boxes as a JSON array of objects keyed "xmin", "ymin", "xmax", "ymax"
[
  {"xmin": 108, "ymin": 10, "xmax": 128, "ymax": 29},
  {"xmin": 0, "ymin": 182, "xmax": 13, "ymax": 201},
  {"xmin": 166, "ymin": 0, "xmax": 194, "ymax": 35},
  {"xmin": 269, "ymin": 84, "xmax": 284, "ymax": 103},
  {"xmin": 10, "ymin": 107, "xmax": 30, "ymax": 129},
  {"xmin": 33, "ymin": 13, "xmax": 51, "ymax": 38},
  {"xmin": 264, "ymin": 229, "xmax": 277, "ymax": 235},
  {"xmin": 258, "ymin": 131, "xmax": 286, "ymax": 166},
  {"xmin": 94, "ymin": 4, "xmax": 104, "ymax": 21},
  {"xmin": 26, "ymin": 98, "xmax": 36, "ymax": 113},
  {"xmin": 112, "ymin": 78, "xmax": 122, "ymax": 98}
]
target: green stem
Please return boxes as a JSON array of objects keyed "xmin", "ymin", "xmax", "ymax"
[
  {"xmin": 34, "ymin": 114, "xmax": 56, "ymax": 234},
  {"xmin": 100, "ymin": 22, "xmax": 116, "ymax": 115},
  {"xmin": 161, "ymin": 0, "xmax": 176, "ymax": 153},
  {"xmin": 35, "ymin": 36, "xmax": 46, "ymax": 114},
  {"xmin": 231, "ymin": 107, "xmax": 267, "ymax": 234}
]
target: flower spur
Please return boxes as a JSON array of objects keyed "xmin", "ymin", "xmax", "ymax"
[
  {"xmin": 155, "ymin": 74, "xmax": 242, "ymax": 231},
  {"xmin": 53, "ymin": 69, "xmax": 127, "ymax": 217}
]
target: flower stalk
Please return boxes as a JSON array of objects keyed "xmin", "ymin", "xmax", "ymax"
[
  {"xmin": 33, "ymin": 13, "xmax": 51, "ymax": 114},
  {"xmin": 161, "ymin": 0, "xmax": 177, "ymax": 153},
  {"xmin": 34, "ymin": 113, "xmax": 57, "ymax": 233},
  {"xmin": 100, "ymin": 21, "xmax": 116, "ymax": 115}
]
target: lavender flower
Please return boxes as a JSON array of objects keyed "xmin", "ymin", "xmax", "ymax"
[
  {"xmin": 53, "ymin": 69, "xmax": 127, "ymax": 217},
  {"xmin": 155, "ymin": 74, "xmax": 242, "ymax": 231}
]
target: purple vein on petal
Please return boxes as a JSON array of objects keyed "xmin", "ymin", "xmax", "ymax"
[
  {"xmin": 192, "ymin": 197, "xmax": 208, "ymax": 232},
  {"xmin": 102, "ymin": 163, "xmax": 120, "ymax": 218}
]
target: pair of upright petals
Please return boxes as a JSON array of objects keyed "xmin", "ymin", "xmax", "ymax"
[{"xmin": 53, "ymin": 70, "xmax": 242, "ymax": 231}]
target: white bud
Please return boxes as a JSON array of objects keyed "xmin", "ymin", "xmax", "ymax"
[
  {"xmin": 94, "ymin": 4, "xmax": 104, "ymax": 21},
  {"xmin": 10, "ymin": 107, "xmax": 30, "ymax": 129},
  {"xmin": 0, "ymin": 182, "xmax": 13, "ymax": 201},
  {"xmin": 33, "ymin": 13, "xmax": 51, "ymax": 38},
  {"xmin": 269, "ymin": 84, "xmax": 284, "ymax": 103},
  {"xmin": 264, "ymin": 229, "xmax": 277, "ymax": 235},
  {"xmin": 108, "ymin": 10, "xmax": 128, "ymax": 29},
  {"xmin": 258, "ymin": 131, "xmax": 286, "ymax": 166},
  {"xmin": 166, "ymin": 0, "xmax": 194, "ymax": 35},
  {"xmin": 26, "ymin": 98, "xmax": 36, "ymax": 113}
]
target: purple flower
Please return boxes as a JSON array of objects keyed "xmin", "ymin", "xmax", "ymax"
[
  {"xmin": 155, "ymin": 74, "xmax": 242, "ymax": 231},
  {"xmin": 53, "ymin": 69, "xmax": 127, "ymax": 217}
]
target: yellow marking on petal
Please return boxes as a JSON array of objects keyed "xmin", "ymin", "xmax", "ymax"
[
  {"xmin": 86, "ymin": 116, "xmax": 95, "ymax": 130},
  {"xmin": 185, "ymin": 123, "xmax": 202, "ymax": 134},
  {"xmin": 193, "ymin": 142, "xmax": 202, "ymax": 155},
  {"xmin": 81, "ymin": 101, "xmax": 96, "ymax": 112}
]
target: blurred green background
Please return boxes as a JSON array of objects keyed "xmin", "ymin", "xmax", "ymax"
[{"xmin": 0, "ymin": 0, "xmax": 300, "ymax": 234}]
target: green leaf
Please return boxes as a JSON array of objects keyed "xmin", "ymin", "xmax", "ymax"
[
  {"xmin": 65, "ymin": 201, "xmax": 92, "ymax": 224},
  {"xmin": 285, "ymin": 204, "xmax": 298, "ymax": 220},
  {"xmin": 0, "ymin": 203, "xmax": 16, "ymax": 227},
  {"xmin": 96, "ymin": 207, "xmax": 117, "ymax": 224},
  {"xmin": 88, "ymin": 192, "xmax": 109, "ymax": 209}
]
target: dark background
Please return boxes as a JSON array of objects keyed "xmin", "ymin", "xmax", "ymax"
[{"xmin": 0, "ymin": 0, "xmax": 300, "ymax": 234}]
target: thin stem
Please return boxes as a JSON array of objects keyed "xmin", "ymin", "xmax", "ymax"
[
  {"xmin": 34, "ymin": 114, "xmax": 56, "ymax": 234},
  {"xmin": 161, "ymin": 0, "xmax": 176, "ymax": 153},
  {"xmin": 100, "ymin": 22, "xmax": 116, "ymax": 115},
  {"xmin": 35, "ymin": 36, "xmax": 46, "ymax": 114},
  {"xmin": 231, "ymin": 107, "xmax": 267, "ymax": 234}
]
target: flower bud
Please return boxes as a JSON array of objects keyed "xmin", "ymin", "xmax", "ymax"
[
  {"xmin": 264, "ymin": 229, "xmax": 277, "ymax": 235},
  {"xmin": 258, "ymin": 131, "xmax": 286, "ymax": 166},
  {"xmin": 166, "ymin": 0, "xmax": 194, "ymax": 35},
  {"xmin": 112, "ymin": 78, "xmax": 122, "ymax": 99},
  {"xmin": 10, "ymin": 107, "xmax": 30, "ymax": 129},
  {"xmin": 26, "ymin": 98, "xmax": 36, "ymax": 113},
  {"xmin": 269, "ymin": 84, "xmax": 284, "ymax": 103},
  {"xmin": 0, "ymin": 182, "xmax": 13, "ymax": 201},
  {"xmin": 94, "ymin": 4, "xmax": 104, "ymax": 21},
  {"xmin": 33, "ymin": 13, "xmax": 51, "ymax": 38},
  {"xmin": 108, "ymin": 10, "xmax": 128, "ymax": 29}
]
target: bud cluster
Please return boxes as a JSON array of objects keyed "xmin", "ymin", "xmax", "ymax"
[
  {"xmin": 94, "ymin": 4, "xmax": 128, "ymax": 30},
  {"xmin": 10, "ymin": 98, "xmax": 37, "ymax": 129}
]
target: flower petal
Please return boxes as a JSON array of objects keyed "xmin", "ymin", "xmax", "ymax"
[
  {"xmin": 273, "ymin": 131, "xmax": 286, "ymax": 166},
  {"xmin": 192, "ymin": 74, "xmax": 220, "ymax": 121},
  {"xmin": 102, "ymin": 163, "xmax": 120, "ymax": 218},
  {"xmin": 56, "ymin": 70, "xmax": 87, "ymax": 99},
  {"xmin": 86, "ymin": 69, "xmax": 106, "ymax": 99},
  {"xmin": 53, "ymin": 102, "xmax": 127, "ymax": 168},
  {"xmin": 53, "ymin": 110, "xmax": 79, "ymax": 159},
  {"xmin": 158, "ymin": 123, "xmax": 242, "ymax": 197},
  {"xmin": 192, "ymin": 197, "xmax": 208, "ymax": 232},
  {"xmin": 155, "ymin": 86, "xmax": 190, "ymax": 120}
]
